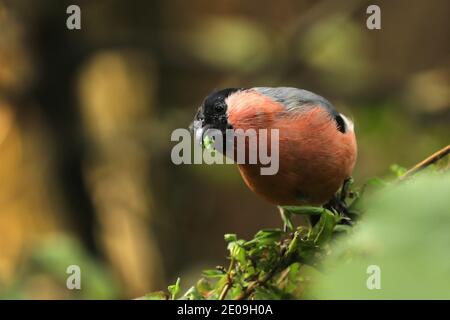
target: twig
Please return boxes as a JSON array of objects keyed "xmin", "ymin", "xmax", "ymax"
[
  {"xmin": 218, "ymin": 260, "xmax": 235, "ymax": 300},
  {"xmin": 399, "ymin": 145, "xmax": 450, "ymax": 180},
  {"xmin": 276, "ymin": 267, "xmax": 292, "ymax": 287},
  {"xmin": 235, "ymin": 231, "xmax": 300, "ymax": 300},
  {"xmin": 235, "ymin": 269, "xmax": 277, "ymax": 300}
]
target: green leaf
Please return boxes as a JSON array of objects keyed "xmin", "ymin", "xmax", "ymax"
[
  {"xmin": 243, "ymin": 265, "xmax": 257, "ymax": 279},
  {"xmin": 253, "ymin": 285, "xmax": 287, "ymax": 300},
  {"xmin": 196, "ymin": 278, "xmax": 213, "ymax": 297},
  {"xmin": 202, "ymin": 269, "xmax": 225, "ymax": 278},
  {"xmin": 287, "ymin": 263, "xmax": 301, "ymax": 283},
  {"xmin": 227, "ymin": 241, "xmax": 247, "ymax": 265},
  {"xmin": 182, "ymin": 286, "xmax": 204, "ymax": 300},
  {"xmin": 224, "ymin": 233, "xmax": 237, "ymax": 242},
  {"xmin": 245, "ymin": 229, "xmax": 283, "ymax": 246},
  {"xmin": 139, "ymin": 291, "xmax": 168, "ymax": 300},
  {"xmin": 310, "ymin": 209, "xmax": 337, "ymax": 246},
  {"xmin": 229, "ymin": 285, "xmax": 243, "ymax": 299},
  {"xmin": 389, "ymin": 164, "xmax": 407, "ymax": 177},
  {"xmin": 286, "ymin": 231, "xmax": 300, "ymax": 258},
  {"xmin": 297, "ymin": 240, "xmax": 318, "ymax": 264},
  {"xmin": 282, "ymin": 206, "xmax": 325, "ymax": 216},
  {"xmin": 255, "ymin": 229, "xmax": 283, "ymax": 238},
  {"xmin": 168, "ymin": 278, "xmax": 181, "ymax": 300},
  {"xmin": 333, "ymin": 224, "xmax": 352, "ymax": 234},
  {"xmin": 279, "ymin": 207, "xmax": 294, "ymax": 231},
  {"xmin": 203, "ymin": 135, "xmax": 215, "ymax": 150},
  {"xmin": 211, "ymin": 275, "xmax": 228, "ymax": 299}
]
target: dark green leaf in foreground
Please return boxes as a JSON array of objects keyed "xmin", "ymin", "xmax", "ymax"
[{"xmin": 310, "ymin": 174, "xmax": 450, "ymax": 299}]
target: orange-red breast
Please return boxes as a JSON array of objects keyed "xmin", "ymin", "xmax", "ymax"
[{"xmin": 191, "ymin": 87, "xmax": 357, "ymax": 206}]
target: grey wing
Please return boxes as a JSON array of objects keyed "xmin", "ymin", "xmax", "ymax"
[
  {"xmin": 253, "ymin": 87, "xmax": 336, "ymax": 114},
  {"xmin": 253, "ymin": 87, "xmax": 351, "ymax": 133}
]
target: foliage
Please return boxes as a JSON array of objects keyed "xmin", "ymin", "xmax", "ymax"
[
  {"xmin": 310, "ymin": 173, "xmax": 450, "ymax": 299},
  {"xmin": 143, "ymin": 179, "xmax": 363, "ymax": 300},
  {"xmin": 143, "ymin": 151, "xmax": 449, "ymax": 300}
]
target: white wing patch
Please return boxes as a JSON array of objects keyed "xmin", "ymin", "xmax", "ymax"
[{"xmin": 339, "ymin": 113, "xmax": 354, "ymax": 132}]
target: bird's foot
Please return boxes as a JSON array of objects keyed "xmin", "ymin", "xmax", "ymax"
[{"xmin": 324, "ymin": 177, "xmax": 356, "ymax": 225}]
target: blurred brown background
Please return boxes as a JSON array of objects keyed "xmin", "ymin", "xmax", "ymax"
[{"xmin": 0, "ymin": 0, "xmax": 448, "ymax": 298}]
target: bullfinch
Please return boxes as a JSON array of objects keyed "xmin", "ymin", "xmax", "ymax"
[{"xmin": 191, "ymin": 87, "xmax": 357, "ymax": 207}]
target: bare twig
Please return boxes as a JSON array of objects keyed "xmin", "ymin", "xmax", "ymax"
[{"xmin": 399, "ymin": 145, "xmax": 450, "ymax": 180}]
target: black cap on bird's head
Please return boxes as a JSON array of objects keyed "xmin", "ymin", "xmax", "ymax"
[{"xmin": 190, "ymin": 88, "xmax": 241, "ymax": 145}]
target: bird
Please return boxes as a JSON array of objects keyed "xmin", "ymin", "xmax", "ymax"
[{"xmin": 191, "ymin": 87, "xmax": 357, "ymax": 207}]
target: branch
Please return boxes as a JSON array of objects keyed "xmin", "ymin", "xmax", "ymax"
[
  {"xmin": 218, "ymin": 260, "xmax": 235, "ymax": 300},
  {"xmin": 235, "ymin": 231, "xmax": 300, "ymax": 300},
  {"xmin": 399, "ymin": 144, "xmax": 450, "ymax": 180}
]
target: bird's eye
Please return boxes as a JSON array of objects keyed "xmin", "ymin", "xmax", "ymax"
[{"xmin": 214, "ymin": 103, "xmax": 225, "ymax": 113}]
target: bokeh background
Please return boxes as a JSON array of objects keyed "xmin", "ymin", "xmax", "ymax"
[{"xmin": 0, "ymin": 0, "xmax": 448, "ymax": 299}]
